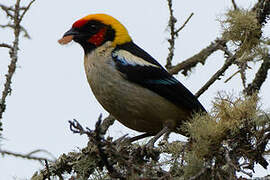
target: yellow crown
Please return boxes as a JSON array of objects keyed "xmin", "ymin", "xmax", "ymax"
[{"xmin": 73, "ymin": 14, "xmax": 132, "ymax": 46}]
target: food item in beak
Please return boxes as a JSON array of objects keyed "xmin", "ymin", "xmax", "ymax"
[{"xmin": 58, "ymin": 35, "xmax": 73, "ymax": 45}]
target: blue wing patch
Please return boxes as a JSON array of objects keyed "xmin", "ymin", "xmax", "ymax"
[
  {"xmin": 144, "ymin": 77, "xmax": 179, "ymax": 85},
  {"xmin": 112, "ymin": 42, "xmax": 206, "ymax": 112}
]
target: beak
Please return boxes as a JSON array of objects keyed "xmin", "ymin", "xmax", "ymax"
[{"xmin": 63, "ymin": 28, "xmax": 79, "ymax": 37}]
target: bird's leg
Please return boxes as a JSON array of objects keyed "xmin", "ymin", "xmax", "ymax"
[
  {"xmin": 146, "ymin": 126, "xmax": 170, "ymax": 148},
  {"xmin": 129, "ymin": 132, "xmax": 154, "ymax": 142},
  {"xmin": 114, "ymin": 132, "xmax": 154, "ymax": 144}
]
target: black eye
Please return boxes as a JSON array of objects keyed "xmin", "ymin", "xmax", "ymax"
[
  {"xmin": 82, "ymin": 21, "xmax": 103, "ymax": 33},
  {"xmin": 89, "ymin": 24, "xmax": 98, "ymax": 31}
]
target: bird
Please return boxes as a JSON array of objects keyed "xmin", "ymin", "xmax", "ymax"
[{"xmin": 58, "ymin": 13, "xmax": 206, "ymax": 146}]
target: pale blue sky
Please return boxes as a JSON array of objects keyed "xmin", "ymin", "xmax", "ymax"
[{"xmin": 0, "ymin": 0, "xmax": 269, "ymax": 179}]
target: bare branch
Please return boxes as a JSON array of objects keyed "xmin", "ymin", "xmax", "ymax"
[
  {"xmin": 20, "ymin": 25, "xmax": 31, "ymax": 39},
  {"xmin": 0, "ymin": 43, "xmax": 12, "ymax": 49},
  {"xmin": 18, "ymin": 0, "xmax": 36, "ymax": 23},
  {"xmin": 0, "ymin": 24, "xmax": 31, "ymax": 39},
  {"xmin": 166, "ymin": 0, "xmax": 177, "ymax": 69},
  {"xmin": 175, "ymin": 13, "xmax": 194, "ymax": 35},
  {"xmin": 0, "ymin": 24, "xmax": 13, "ymax": 28},
  {"xmin": 0, "ymin": 4, "xmax": 14, "ymax": 18},
  {"xmin": 26, "ymin": 149, "xmax": 56, "ymax": 161},
  {"xmin": 0, "ymin": 0, "xmax": 34, "ymax": 120},
  {"xmin": 245, "ymin": 55, "xmax": 270, "ymax": 95},
  {"xmin": 195, "ymin": 53, "xmax": 237, "ymax": 97},
  {"xmin": 165, "ymin": 0, "xmax": 194, "ymax": 70},
  {"xmin": 0, "ymin": 150, "xmax": 53, "ymax": 163},
  {"xmin": 169, "ymin": 39, "xmax": 226, "ymax": 75},
  {"xmin": 224, "ymin": 70, "xmax": 240, "ymax": 83},
  {"xmin": 231, "ymin": 0, "xmax": 239, "ymax": 10}
]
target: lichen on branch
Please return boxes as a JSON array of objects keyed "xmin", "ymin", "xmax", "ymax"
[{"xmin": 183, "ymin": 92, "xmax": 269, "ymax": 179}]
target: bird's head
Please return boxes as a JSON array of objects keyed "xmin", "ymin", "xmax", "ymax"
[{"xmin": 59, "ymin": 14, "xmax": 132, "ymax": 53}]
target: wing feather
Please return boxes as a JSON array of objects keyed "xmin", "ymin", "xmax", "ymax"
[{"xmin": 112, "ymin": 42, "xmax": 206, "ymax": 112}]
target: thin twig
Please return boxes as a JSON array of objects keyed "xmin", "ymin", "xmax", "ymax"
[
  {"xmin": 0, "ymin": 4, "xmax": 14, "ymax": 18},
  {"xmin": 0, "ymin": 0, "xmax": 35, "ymax": 120},
  {"xmin": 231, "ymin": 0, "xmax": 239, "ymax": 10},
  {"xmin": 18, "ymin": 0, "xmax": 36, "ymax": 23},
  {"xmin": 195, "ymin": 53, "xmax": 237, "ymax": 98},
  {"xmin": 175, "ymin": 13, "xmax": 194, "ymax": 35},
  {"xmin": 69, "ymin": 117, "xmax": 125, "ymax": 179},
  {"xmin": 169, "ymin": 39, "xmax": 226, "ymax": 75},
  {"xmin": 0, "ymin": 43, "xmax": 12, "ymax": 49},
  {"xmin": 224, "ymin": 70, "xmax": 240, "ymax": 83},
  {"xmin": 0, "ymin": 150, "xmax": 53, "ymax": 163},
  {"xmin": 0, "ymin": 24, "xmax": 31, "ymax": 39},
  {"xmin": 26, "ymin": 149, "xmax": 56, "ymax": 161}
]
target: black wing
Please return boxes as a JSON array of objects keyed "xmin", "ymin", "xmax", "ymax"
[{"xmin": 112, "ymin": 42, "xmax": 206, "ymax": 112}]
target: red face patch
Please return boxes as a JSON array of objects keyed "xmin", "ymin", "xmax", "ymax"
[
  {"xmin": 72, "ymin": 19, "xmax": 88, "ymax": 28},
  {"xmin": 88, "ymin": 27, "xmax": 107, "ymax": 46}
]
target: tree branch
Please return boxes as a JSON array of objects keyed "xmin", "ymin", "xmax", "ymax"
[
  {"xmin": 169, "ymin": 39, "xmax": 226, "ymax": 75},
  {"xmin": 245, "ymin": 54, "xmax": 270, "ymax": 95},
  {"xmin": 252, "ymin": 0, "xmax": 270, "ymax": 25},
  {"xmin": 165, "ymin": 0, "xmax": 194, "ymax": 69},
  {"xmin": 18, "ymin": 0, "xmax": 36, "ymax": 24},
  {"xmin": 195, "ymin": 52, "xmax": 237, "ymax": 97},
  {"xmin": 166, "ymin": 0, "xmax": 177, "ymax": 69},
  {"xmin": 99, "ymin": 114, "xmax": 115, "ymax": 135},
  {"xmin": 175, "ymin": 13, "xmax": 194, "ymax": 35},
  {"xmin": 231, "ymin": 0, "xmax": 239, "ymax": 10},
  {"xmin": 0, "ymin": 0, "xmax": 35, "ymax": 120},
  {"xmin": 0, "ymin": 150, "xmax": 53, "ymax": 163},
  {"xmin": 0, "ymin": 43, "xmax": 12, "ymax": 49},
  {"xmin": 0, "ymin": 4, "xmax": 14, "ymax": 18}
]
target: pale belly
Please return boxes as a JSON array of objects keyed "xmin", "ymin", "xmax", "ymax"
[{"xmin": 85, "ymin": 59, "xmax": 188, "ymax": 133}]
